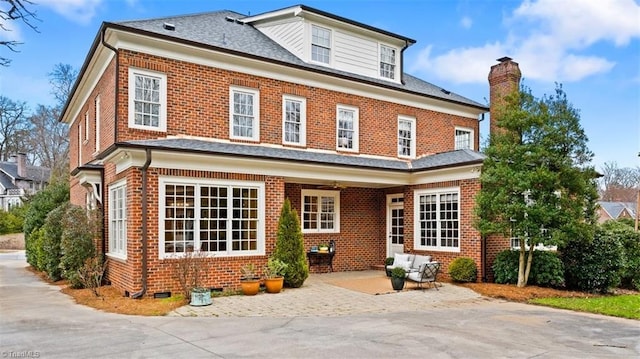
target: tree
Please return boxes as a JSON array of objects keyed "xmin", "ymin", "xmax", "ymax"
[
  {"xmin": 0, "ymin": 96, "xmax": 30, "ymax": 160},
  {"xmin": 272, "ymin": 198, "xmax": 309, "ymax": 288},
  {"xmin": 27, "ymin": 104, "xmax": 68, "ymax": 180},
  {"xmin": 0, "ymin": 0, "xmax": 39, "ymax": 66},
  {"xmin": 599, "ymin": 161, "xmax": 640, "ymax": 202},
  {"xmin": 475, "ymin": 84, "xmax": 599, "ymax": 287},
  {"xmin": 48, "ymin": 63, "xmax": 78, "ymax": 108}
]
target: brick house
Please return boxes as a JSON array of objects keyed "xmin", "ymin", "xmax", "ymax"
[{"xmin": 61, "ymin": 5, "xmax": 519, "ymax": 297}]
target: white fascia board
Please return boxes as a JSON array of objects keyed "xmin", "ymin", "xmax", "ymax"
[
  {"xmin": 109, "ymin": 29, "xmax": 483, "ymax": 119},
  {"xmin": 241, "ymin": 6, "xmax": 302, "ymax": 24},
  {"xmin": 63, "ymin": 44, "xmax": 115, "ymax": 126},
  {"xmin": 409, "ymin": 164, "xmax": 482, "ymax": 185}
]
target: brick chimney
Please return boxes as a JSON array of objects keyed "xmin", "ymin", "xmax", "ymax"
[
  {"xmin": 17, "ymin": 153, "xmax": 27, "ymax": 178},
  {"xmin": 488, "ymin": 57, "xmax": 521, "ymax": 136}
]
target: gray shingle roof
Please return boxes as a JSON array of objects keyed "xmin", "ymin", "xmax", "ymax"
[
  {"xmin": 0, "ymin": 171, "xmax": 17, "ymax": 190},
  {"xmin": 119, "ymin": 138, "xmax": 484, "ymax": 172},
  {"xmin": 0, "ymin": 162, "xmax": 50, "ymax": 182},
  {"xmin": 113, "ymin": 9, "xmax": 486, "ymax": 110},
  {"xmin": 598, "ymin": 201, "xmax": 637, "ymax": 219}
]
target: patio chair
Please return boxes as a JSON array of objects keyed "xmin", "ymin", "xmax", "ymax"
[{"xmin": 405, "ymin": 262, "xmax": 440, "ymax": 290}]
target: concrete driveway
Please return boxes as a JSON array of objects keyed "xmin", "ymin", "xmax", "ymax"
[{"xmin": 1, "ymin": 251, "xmax": 639, "ymax": 358}]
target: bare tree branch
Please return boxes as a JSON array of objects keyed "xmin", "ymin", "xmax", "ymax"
[{"xmin": 0, "ymin": 0, "xmax": 40, "ymax": 66}]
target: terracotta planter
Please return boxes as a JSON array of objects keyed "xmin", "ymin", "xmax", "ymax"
[
  {"xmin": 240, "ymin": 279, "xmax": 260, "ymax": 296},
  {"xmin": 264, "ymin": 277, "xmax": 284, "ymax": 293}
]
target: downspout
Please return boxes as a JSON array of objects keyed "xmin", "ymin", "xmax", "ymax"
[
  {"xmin": 100, "ymin": 169, "xmax": 106, "ymax": 263},
  {"xmin": 101, "ymin": 26, "xmax": 119, "ymax": 142},
  {"xmin": 132, "ymin": 148, "xmax": 152, "ymax": 299},
  {"xmin": 399, "ymin": 40, "xmax": 410, "ymax": 85}
]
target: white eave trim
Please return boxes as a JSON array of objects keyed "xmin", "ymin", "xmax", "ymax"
[{"xmin": 106, "ymin": 28, "xmax": 484, "ymax": 119}]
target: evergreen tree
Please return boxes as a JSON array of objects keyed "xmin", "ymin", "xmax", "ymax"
[
  {"xmin": 273, "ymin": 198, "xmax": 309, "ymax": 288},
  {"xmin": 475, "ymin": 84, "xmax": 598, "ymax": 287}
]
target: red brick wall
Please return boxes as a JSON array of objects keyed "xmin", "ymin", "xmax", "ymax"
[
  {"xmin": 102, "ymin": 167, "xmax": 285, "ymax": 297},
  {"xmin": 403, "ymin": 178, "xmax": 483, "ymax": 281},
  {"xmin": 113, "ymin": 51, "xmax": 478, "ymax": 158}
]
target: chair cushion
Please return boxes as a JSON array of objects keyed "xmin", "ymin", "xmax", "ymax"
[
  {"xmin": 411, "ymin": 255, "xmax": 432, "ymax": 271},
  {"xmin": 393, "ymin": 259, "xmax": 412, "ymax": 271}
]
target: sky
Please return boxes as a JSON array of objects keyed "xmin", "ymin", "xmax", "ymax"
[{"xmin": 1, "ymin": 0, "xmax": 639, "ymax": 170}]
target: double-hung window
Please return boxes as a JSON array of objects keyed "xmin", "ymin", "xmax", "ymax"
[
  {"xmin": 414, "ymin": 188, "xmax": 460, "ymax": 251},
  {"xmin": 398, "ymin": 116, "xmax": 416, "ymax": 158},
  {"xmin": 380, "ymin": 44, "xmax": 397, "ymax": 80},
  {"xmin": 311, "ymin": 25, "xmax": 331, "ymax": 64},
  {"xmin": 128, "ymin": 68, "xmax": 167, "ymax": 131},
  {"xmin": 283, "ymin": 95, "xmax": 306, "ymax": 146},
  {"xmin": 160, "ymin": 178, "xmax": 265, "ymax": 258},
  {"xmin": 108, "ymin": 180, "xmax": 127, "ymax": 259},
  {"xmin": 455, "ymin": 127, "xmax": 474, "ymax": 150},
  {"xmin": 336, "ymin": 105, "xmax": 359, "ymax": 152},
  {"xmin": 230, "ymin": 87, "xmax": 260, "ymax": 141},
  {"xmin": 302, "ymin": 189, "xmax": 340, "ymax": 233}
]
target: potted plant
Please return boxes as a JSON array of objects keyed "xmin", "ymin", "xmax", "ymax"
[
  {"xmin": 384, "ymin": 257, "xmax": 394, "ymax": 277},
  {"xmin": 240, "ymin": 263, "xmax": 261, "ymax": 296},
  {"xmin": 390, "ymin": 267, "xmax": 406, "ymax": 291},
  {"xmin": 172, "ymin": 250, "xmax": 212, "ymax": 306},
  {"xmin": 263, "ymin": 258, "xmax": 288, "ymax": 293}
]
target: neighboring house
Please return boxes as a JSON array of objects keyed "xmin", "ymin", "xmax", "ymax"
[
  {"xmin": 0, "ymin": 153, "xmax": 50, "ymax": 211},
  {"xmin": 597, "ymin": 201, "xmax": 637, "ymax": 223},
  {"xmin": 61, "ymin": 4, "xmax": 519, "ymax": 297}
]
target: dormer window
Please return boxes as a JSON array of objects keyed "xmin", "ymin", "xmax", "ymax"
[
  {"xmin": 311, "ymin": 25, "xmax": 331, "ymax": 64},
  {"xmin": 380, "ymin": 44, "xmax": 397, "ymax": 80}
]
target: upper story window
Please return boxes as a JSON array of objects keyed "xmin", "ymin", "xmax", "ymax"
[
  {"xmin": 414, "ymin": 188, "xmax": 460, "ymax": 252},
  {"xmin": 282, "ymin": 95, "xmax": 307, "ymax": 146},
  {"xmin": 128, "ymin": 68, "xmax": 167, "ymax": 132},
  {"xmin": 336, "ymin": 105, "xmax": 359, "ymax": 152},
  {"xmin": 311, "ymin": 25, "xmax": 331, "ymax": 64},
  {"xmin": 84, "ymin": 111, "xmax": 89, "ymax": 143},
  {"xmin": 95, "ymin": 96, "xmax": 101, "ymax": 152},
  {"xmin": 455, "ymin": 127, "xmax": 474, "ymax": 150},
  {"xmin": 398, "ymin": 116, "xmax": 416, "ymax": 158},
  {"xmin": 302, "ymin": 189, "xmax": 340, "ymax": 234},
  {"xmin": 380, "ymin": 44, "xmax": 397, "ymax": 80},
  {"xmin": 230, "ymin": 87, "xmax": 260, "ymax": 141}
]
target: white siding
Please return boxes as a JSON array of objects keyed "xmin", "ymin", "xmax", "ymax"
[
  {"xmin": 333, "ymin": 30, "xmax": 378, "ymax": 78},
  {"xmin": 256, "ymin": 19, "xmax": 305, "ymax": 59}
]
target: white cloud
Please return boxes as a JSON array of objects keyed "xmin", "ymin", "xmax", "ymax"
[
  {"xmin": 0, "ymin": 16, "xmax": 23, "ymax": 43},
  {"xmin": 37, "ymin": 0, "xmax": 103, "ymax": 24},
  {"xmin": 410, "ymin": 0, "xmax": 640, "ymax": 84},
  {"xmin": 460, "ymin": 16, "xmax": 472, "ymax": 29}
]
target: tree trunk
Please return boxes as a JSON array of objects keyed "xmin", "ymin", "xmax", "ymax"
[{"xmin": 517, "ymin": 240, "xmax": 527, "ymax": 287}]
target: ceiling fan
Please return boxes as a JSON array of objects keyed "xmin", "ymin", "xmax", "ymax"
[{"xmin": 317, "ymin": 181, "xmax": 347, "ymax": 190}]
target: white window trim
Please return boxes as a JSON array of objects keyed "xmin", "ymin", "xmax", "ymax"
[
  {"xmin": 158, "ymin": 177, "xmax": 266, "ymax": 259},
  {"xmin": 301, "ymin": 189, "xmax": 340, "ymax": 234},
  {"xmin": 229, "ymin": 86, "xmax": 260, "ymax": 142},
  {"xmin": 127, "ymin": 67, "xmax": 167, "ymax": 132},
  {"xmin": 282, "ymin": 95, "xmax": 307, "ymax": 147},
  {"xmin": 107, "ymin": 179, "xmax": 127, "ymax": 260},
  {"xmin": 84, "ymin": 111, "xmax": 89, "ymax": 144},
  {"xmin": 379, "ymin": 43, "xmax": 398, "ymax": 81},
  {"xmin": 397, "ymin": 115, "xmax": 416, "ymax": 159},
  {"xmin": 413, "ymin": 187, "xmax": 461, "ymax": 252},
  {"xmin": 336, "ymin": 104, "xmax": 359, "ymax": 152},
  {"xmin": 309, "ymin": 24, "xmax": 332, "ymax": 66},
  {"xmin": 454, "ymin": 127, "xmax": 475, "ymax": 151},
  {"xmin": 77, "ymin": 123, "xmax": 82, "ymax": 166},
  {"xmin": 94, "ymin": 96, "xmax": 101, "ymax": 153}
]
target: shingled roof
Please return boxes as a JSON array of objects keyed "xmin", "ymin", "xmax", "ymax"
[
  {"xmin": 110, "ymin": 9, "xmax": 486, "ymax": 110},
  {"xmin": 114, "ymin": 138, "xmax": 485, "ymax": 172}
]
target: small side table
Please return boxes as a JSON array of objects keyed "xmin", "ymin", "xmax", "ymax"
[{"xmin": 307, "ymin": 251, "xmax": 335, "ymax": 272}]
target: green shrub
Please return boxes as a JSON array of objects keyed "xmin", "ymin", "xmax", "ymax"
[
  {"xmin": 0, "ymin": 206, "xmax": 26, "ymax": 234},
  {"xmin": 600, "ymin": 221, "xmax": 640, "ymax": 291},
  {"xmin": 560, "ymin": 228, "xmax": 625, "ymax": 293},
  {"xmin": 391, "ymin": 266, "xmax": 406, "ymax": 278},
  {"xmin": 31, "ymin": 227, "xmax": 46, "ymax": 271},
  {"xmin": 492, "ymin": 249, "xmax": 564, "ymax": 287},
  {"xmin": 272, "ymin": 198, "xmax": 308, "ymax": 288},
  {"xmin": 448, "ymin": 257, "xmax": 477, "ymax": 282},
  {"xmin": 59, "ymin": 205, "xmax": 98, "ymax": 288},
  {"xmin": 23, "ymin": 181, "xmax": 69, "ymax": 267},
  {"xmin": 41, "ymin": 202, "xmax": 71, "ymax": 281}
]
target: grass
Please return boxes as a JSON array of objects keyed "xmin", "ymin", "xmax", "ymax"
[{"xmin": 530, "ymin": 295, "xmax": 640, "ymax": 320}]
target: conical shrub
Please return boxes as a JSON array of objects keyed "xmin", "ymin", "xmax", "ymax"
[{"xmin": 272, "ymin": 198, "xmax": 308, "ymax": 288}]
